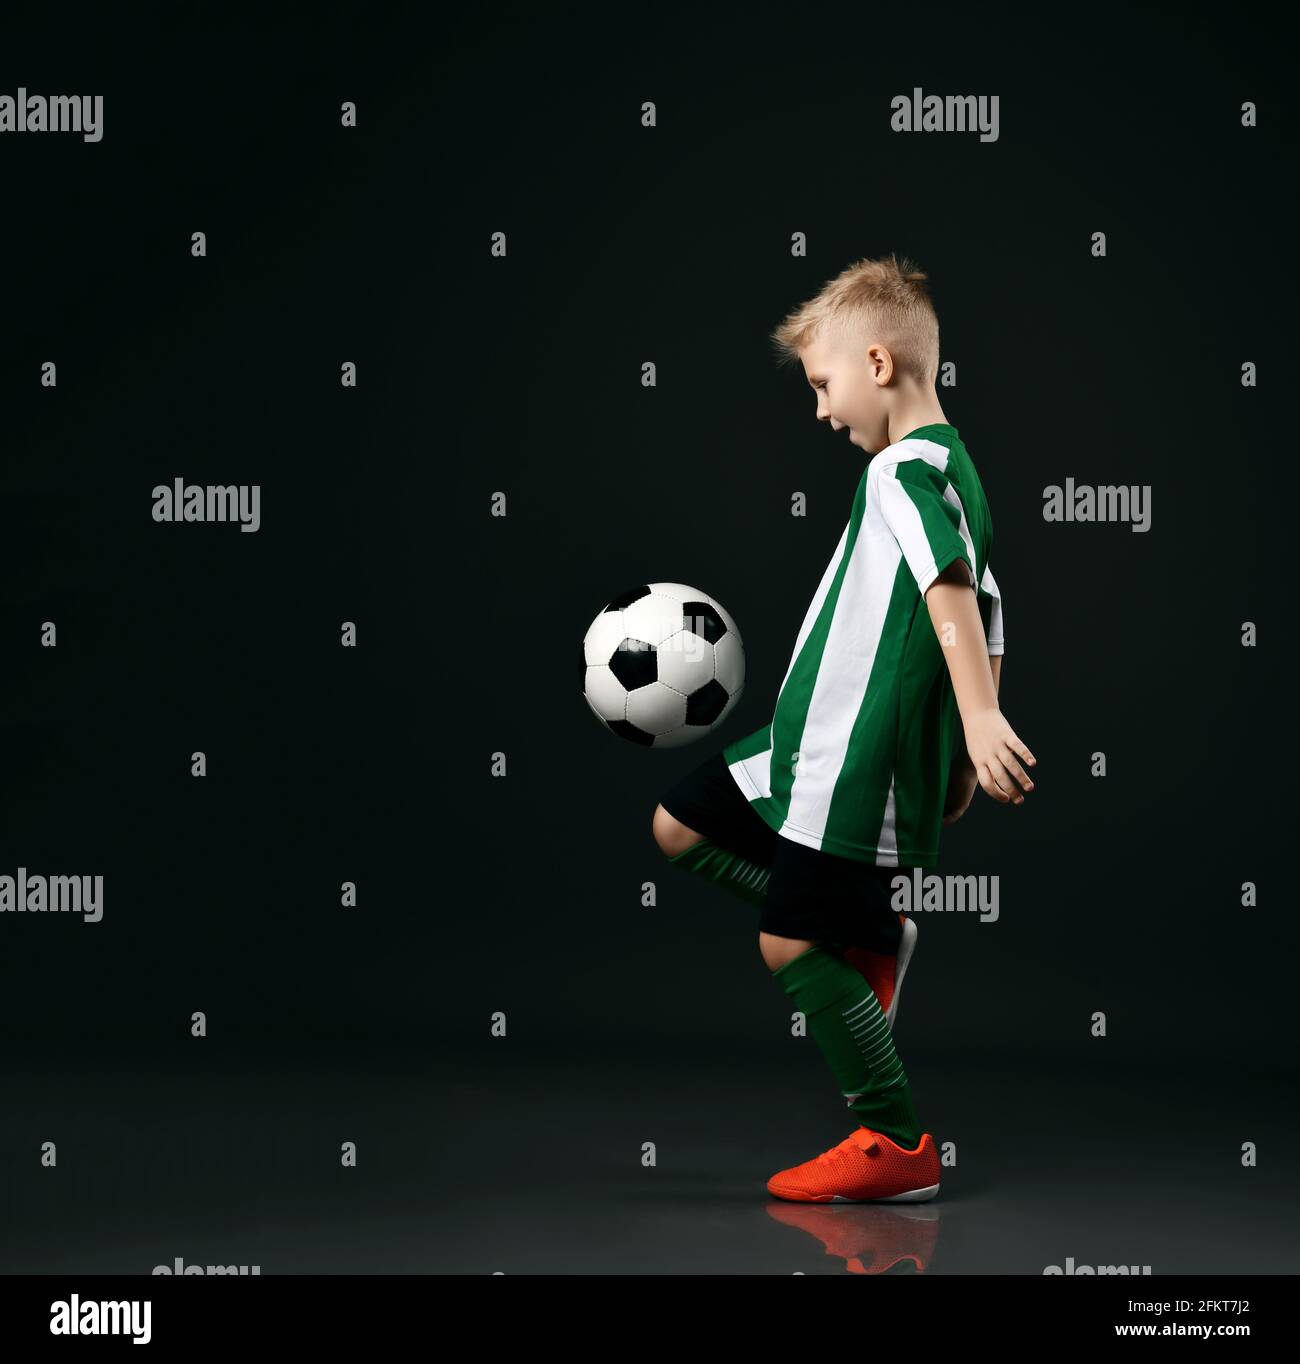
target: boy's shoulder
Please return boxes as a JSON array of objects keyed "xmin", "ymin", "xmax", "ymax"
[{"xmin": 867, "ymin": 429, "xmax": 963, "ymax": 483}]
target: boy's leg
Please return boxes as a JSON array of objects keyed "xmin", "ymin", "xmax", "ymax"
[
  {"xmin": 765, "ymin": 935, "xmax": 921, "ymax": 1147},
  {"xmin": 659, "ymin": 813, "xmax": 905, "ymax": 957},
  {"xmin": 757, "ymin": 931, "xmax": 816, "ymax": 971},
  {"xmin": 760, "ymin": 843, "xmax": 923, "ymax": 1149},
  {"xmin": 653, "ymin": 751, "xmax": 914, "ymax": 1040},
  {"xmin": 653, "ymin": 749, "xmax": 779, "ymax": 909},
  {"xmin": 654, "ymin": 752, "xmax": 894, "ymax": 937},
  {"xmin": 654, "ymin": 807, "xmax": 772, "ymax": 907},
  {"xmin": 668, "ymin": 836, "xmax": 772, "ymax": 905}
]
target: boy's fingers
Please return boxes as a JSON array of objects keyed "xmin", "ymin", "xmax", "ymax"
[
  {"xmin": 988, "ymin": 755, "xmax": 1024, "ymax": 804},
  {"xmin": 1000, "ymin": 747, "xmax": 1034, "ymax": 793},
  {"xmin": 979, "ymin": 764, "xmax": 1010, "ymax": 803}
]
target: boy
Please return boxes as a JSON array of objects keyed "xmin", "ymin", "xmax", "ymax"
[{"xmin": 652, "ymin": 253, "xmax": 1036, "ymax": 1203}]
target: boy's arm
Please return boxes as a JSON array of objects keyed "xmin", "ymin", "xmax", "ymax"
[
  {"xmin": 951, "ymin": 654, "xmax": 1001, "ymax": 770},
  {"xmin": 925, "ymin": 563, "xmax": 1033, "ymax": 804}
]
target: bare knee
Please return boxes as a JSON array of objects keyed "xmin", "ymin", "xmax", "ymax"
[
  {"xmin": 759, "ymin": 930, "xmax": 818, "ymax": 973},
  {"xmin": 652, "ymin": 803, "xmax": 705, "ymax": 858}
]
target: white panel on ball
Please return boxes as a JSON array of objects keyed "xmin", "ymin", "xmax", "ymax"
[
  {"xmin": 655, "ymin": 628, "xmax": 716, "ymax": 693},
  {"xmin": 582, "ymin": 665, "xmax": 627, "ymax": 721},
  {"xmin": 620, "ymin": 591, "xmax": 686, "ymax": 648},
  {"xmin": 713, "ymin": 631, "xmax": 745, "ymax": 694},
  {"xmin": 625, "ymin": 680, "xmax": 688, "ymax": 735}
]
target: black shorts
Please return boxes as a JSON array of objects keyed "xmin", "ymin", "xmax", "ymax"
[{"xmin": 658, "ymin": 748, "xmax": 905, "ymax": 953}]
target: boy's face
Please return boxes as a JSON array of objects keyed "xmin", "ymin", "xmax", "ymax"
[{"xmin": 800, "ymin": 333, "xmax": 892, "ymax": 455}]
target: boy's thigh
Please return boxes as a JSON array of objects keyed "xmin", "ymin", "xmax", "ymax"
[
  {"xmin": 658, "ymin": 747, "xmax": 778, "ymax": 867},
  {"xmin": 759, "ymin": 837, "xmax": 904, "ymax": 953}
]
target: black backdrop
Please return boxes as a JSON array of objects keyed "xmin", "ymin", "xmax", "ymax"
[{"xmin": 0, "ymin": 2, "xmax": 1293, "ymax": 1277}]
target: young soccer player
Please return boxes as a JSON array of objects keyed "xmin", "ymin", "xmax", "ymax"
[{"xmin": 652, "ymin": 253, "xmax": 1036, "ymax": 1202}]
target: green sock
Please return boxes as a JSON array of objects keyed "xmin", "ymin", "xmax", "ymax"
[
  {"xmin": 774, "ymin": 943, "xmax": 922, "ymax": 1148},
  {"xmin": 668, "ymin": 837, "xmax": 770, "ymax": 908}
]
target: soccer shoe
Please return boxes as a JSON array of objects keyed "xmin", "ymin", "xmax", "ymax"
[
  {"xmin": 842, "ymin": 913, "xmax": 916, "ymax": 1030},
  {"xmin": 766, "ymin": 1126, "xmax": 941, "ymax": 1204}
]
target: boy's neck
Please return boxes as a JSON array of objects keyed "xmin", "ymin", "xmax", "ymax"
[{"xmin": 888, "ymin": 399, "xmax": 951, "ymax": 446}]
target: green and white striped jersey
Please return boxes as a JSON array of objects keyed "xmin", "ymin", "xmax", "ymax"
[{"xmin": 723, "ymin": 424, "xmax": 1003, "ymax": 868}]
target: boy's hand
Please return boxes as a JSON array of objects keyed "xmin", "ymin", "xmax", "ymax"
[
  {"xmin": 962, "ymin": 707, "xmax": 1036, "ymax": 805},
  {"xmin": 942, "ymin": 757, "xmax": 979, "ymax": 824}
]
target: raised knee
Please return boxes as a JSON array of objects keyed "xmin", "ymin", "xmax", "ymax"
[{"xmin": 652, "ymin": 803, "xmax": 704, "ymax": 858}]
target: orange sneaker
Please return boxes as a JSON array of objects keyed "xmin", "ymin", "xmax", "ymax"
[
  {"xmin": 842, "ymin": 913, "xmax": 916, "ymax": 1030},
  {"xmin": 767, "ymin": 1126, "xmax": 941, "ymax": 1203}
]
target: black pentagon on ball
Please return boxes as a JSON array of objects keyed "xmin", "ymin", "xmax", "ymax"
[
  {"xmin": 607, "ymin": 718, "xmax": 656, "ymax": 747},
  {"xmin": 609, "ymin": 637, "xmax": 657, "ymax": 690},
  {"xmin": 685, "ymin": 679, "xmax": 729, "ymax": 725},
  {"xmin": 681, "ymin": 602, "xmax": 726, "ymax": 644},
  {"xmin": 604, "ymin": 585, "xmax": 652, "ymax": 611}
]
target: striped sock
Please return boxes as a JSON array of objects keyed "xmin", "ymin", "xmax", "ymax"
[
  {"xmin": 774, "ymin": 943, "xmax": 922, "ymax": 1148},
  {"xmin": 668, "ymin": 837, "xmax": 771, "ymax": 908}
]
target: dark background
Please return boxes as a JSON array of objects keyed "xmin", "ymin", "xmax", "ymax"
[{"xmin": 0, "ymin": 2, "xmax": 1293, "ymax": 1275}]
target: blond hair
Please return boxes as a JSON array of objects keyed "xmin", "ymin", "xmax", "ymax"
[{"xmin": 770, "ymin": 252, "xmax": 940, "ymax": 387}]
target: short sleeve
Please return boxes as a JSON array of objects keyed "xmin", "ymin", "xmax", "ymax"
[
  {"xmin": 978, "ymin": 564, "xmax": 1005, "ymax": 655},
  {"xmin": 877, "ymin": 457, "xmax": 976, "ymax": 595}
]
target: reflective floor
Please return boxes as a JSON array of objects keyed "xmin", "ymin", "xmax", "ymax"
[{"xmin": 2, "ymin": 1046, "xmax": 1295, "ymax": 1275}]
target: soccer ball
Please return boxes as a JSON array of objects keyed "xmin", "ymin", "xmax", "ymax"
[{"xmin": 582, "ymin": 583, "xmax": 745, "ymax": 748}]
